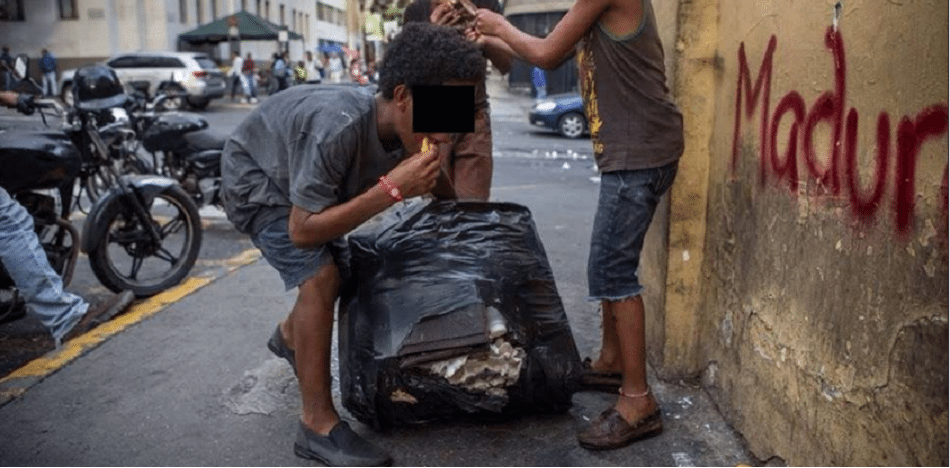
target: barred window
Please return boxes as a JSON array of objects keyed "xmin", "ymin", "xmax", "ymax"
[
  {"xmin": 60, "ymin": 0, "xmax": 78, "ymax": 19},
  {"xmin": 0, "ymin": 0, "xmax": 25, "ymax": 21}
]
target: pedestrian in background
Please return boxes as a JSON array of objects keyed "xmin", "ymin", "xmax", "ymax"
[
  {"xmin": 0, "ymin": 46, "xmax": 14, "ymax": 91},
  {"xmin": 327, "ymin": 52, "xmax": 343, "ymax": 83},
  {"xmin": 476, "ymin": 0, "xmax": 684, "ymax": 451},
  {"xmin": 229, "ymin": 51, "xmax": 248, "ymax": 102},
  {"xmin": 220, "ymin": 23, "xmax": 486, "ymax": 466},
  {"xmin": 532, "ymin": 65, "xmax": 547, "ymax": 99},
  {"xmin": 403, "ymin": 0, "xmax": 513, "ymax": 201},
  {"xmin": 242, "ymin": 52, "xmax": 258, "ymax": 103},
  {"xmin": 270, "ymin": 52, "xmax": 289, "ymax": 93},
  {"xmin": 294, "ymin": 60, "xmax": 307, "ymax": 85},
  {"xmin": 39, "ymin": 48, "xmax": 57, "ymax": 97}
]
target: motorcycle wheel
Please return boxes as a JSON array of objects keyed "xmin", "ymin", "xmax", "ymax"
[{"xmin": 88, "ymin": 185, "xmax": 202, "ymax": 297}]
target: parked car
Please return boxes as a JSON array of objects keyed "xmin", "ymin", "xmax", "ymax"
[
  {"xmin": 528, "ymin": 93, "xmax": 588, "ymax": 139},
  {"xmin": 59, "ymin": 51, "xmax": 227, "ymax": 110}
]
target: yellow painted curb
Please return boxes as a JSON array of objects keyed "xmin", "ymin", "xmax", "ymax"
[{"xmin": 0, "ymin": 248, "xmax": 261, "ymax": 387}]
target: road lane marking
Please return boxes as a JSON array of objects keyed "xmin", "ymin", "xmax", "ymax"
[{"xmin": 0, "ymin": 248, "xmax": 262, "ymax": 405}]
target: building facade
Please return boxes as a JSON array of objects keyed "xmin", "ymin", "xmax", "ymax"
[{"xmin": 0, "ymin": 0, "xmax": 358, "ymax": 73}]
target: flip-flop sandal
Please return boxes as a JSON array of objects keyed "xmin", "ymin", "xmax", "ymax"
[
  {"xmin": 267, "ymin": 325, "xmax": 297, "ymax": 376},
  {"xmin": 580, "ymin": 357, "xmax": 622, "ymax": 393}
]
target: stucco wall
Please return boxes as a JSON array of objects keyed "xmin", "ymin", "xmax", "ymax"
[{"xmin": 692, "ymin": 0, "xmax": 948, "ymax": 465}]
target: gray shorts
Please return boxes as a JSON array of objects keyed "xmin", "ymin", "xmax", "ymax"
[{"xmin": 250, "ymin": 218, "xmax": 347, "ymax": 290}]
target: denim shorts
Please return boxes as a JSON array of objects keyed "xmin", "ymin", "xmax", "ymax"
[
  {"xmin": 588, "ymin": 161, "xmax": 678, "ymax": 301},
  {"xmin": 250, "ymin": 218, "xmax": 347, "ymax": 290}
]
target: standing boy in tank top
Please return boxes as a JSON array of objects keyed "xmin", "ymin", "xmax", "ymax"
[{"xmin": 475, "ymin": 0, "xmax": 684, "ymax": 450}]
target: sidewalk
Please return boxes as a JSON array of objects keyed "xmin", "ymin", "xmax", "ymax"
[{"xmin": 0, "ymin": 256, "xmax": 755, "ymax": 466}]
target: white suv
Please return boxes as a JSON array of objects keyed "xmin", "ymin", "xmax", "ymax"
[{"xmin": 60, "ymin": 51, "xmax": 227, "ymax": 110}]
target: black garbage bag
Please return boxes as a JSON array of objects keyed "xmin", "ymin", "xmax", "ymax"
[{"xmin": 338, "ymin": 199, "xmax": 583, "ymax": 427}]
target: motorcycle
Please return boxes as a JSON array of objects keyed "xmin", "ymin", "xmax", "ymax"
[
  {"xmin": 0, "ymin": 86, "xmax": 202, "ymax": 324},
  {"xmin": 127, "ymin": 92, "xmax": 226, "ymax": 208}
]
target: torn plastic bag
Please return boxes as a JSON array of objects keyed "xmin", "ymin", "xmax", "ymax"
[{"xmin": 338, "ymin": 199, "xmax": 583, "ymax": 427}]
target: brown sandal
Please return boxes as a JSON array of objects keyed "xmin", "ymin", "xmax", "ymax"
[{"xmin": 579, "ymin": 357, "xmax": 622, "ymax": 393}]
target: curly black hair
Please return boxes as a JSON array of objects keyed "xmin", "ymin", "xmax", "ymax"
[{"xmin": 378, "ymin": 22, "xmax": 486, "ymax": 99}]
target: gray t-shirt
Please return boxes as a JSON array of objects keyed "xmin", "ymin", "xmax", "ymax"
[{"xmin": 221, "ymin": 85, "xmax": 404, "ymax": 235}]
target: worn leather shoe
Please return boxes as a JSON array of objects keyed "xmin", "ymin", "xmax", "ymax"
[
  {"xmin": 577, "ymin": 407, "xmax": 663, "ymax": 450},
  {"xmin": 62, "ymin": 290, "xmax": 135, "ymax": 342},
  {"xmin": 266, "ymin": 325, "xmax": 297, "ymax": 375},
  {"xmin": 294, "ymin": 421, "xmax": 392, "ymax": 467}
]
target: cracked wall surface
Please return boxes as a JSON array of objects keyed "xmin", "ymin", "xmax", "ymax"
[{"xmin": 685, "ymin": 0, "xmax": 948, "ymax": 465}]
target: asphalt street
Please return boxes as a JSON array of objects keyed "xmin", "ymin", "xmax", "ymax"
[{"xmin": 0, "ymin": 74, "xmax": 757, "ymax": 466}]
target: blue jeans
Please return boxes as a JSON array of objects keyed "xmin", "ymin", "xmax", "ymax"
[
  {"xmin": 42, "ymin": 71, "xmax": 57, "ymax": 96},
  {"xmin": 587, "ymin": 162, "xmax": 679, "ymax": 301},
  {"xmin": 0, "ymin": 187, "xmax": 87, "ymax": 344}
]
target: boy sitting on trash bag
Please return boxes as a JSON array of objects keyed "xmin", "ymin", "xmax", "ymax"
[{"xmin": 219, "ymin": 23, "xmax": 485, "ymax": 467}]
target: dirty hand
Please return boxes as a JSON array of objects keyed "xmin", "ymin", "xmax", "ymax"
[
  {"xmin": 474, "ymin": 9, "xmax": 507, "ymax": 36},
  {"xmin": 464, "ymin": 27, "xmax": 485, "ymax": 46},
  {"xmin": 386, "ymin": 140, "xmax": 441, "ymax": 199},
  {"xmin": 430, "ymin": 2, "xmax": 456, "ymax": 25}
]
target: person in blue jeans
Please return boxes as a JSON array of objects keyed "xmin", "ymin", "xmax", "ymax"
[
  {"xmin": 477, "ymin": 0, "xmax": 684, "ymax": 450},
  {"xmin": 39, "ymin": 49, "xmax": 57, "ymax": 97},
  {"xmin": 0, "ymin": 186, "xmax": 132, "ymax": 346},
  {"xmin": 0, "ymin": 91, "xmax": 134, "ymax": 345},
  {"xmin": 532, "ymin": 65, "xmax": 547, "ymax": 99}
]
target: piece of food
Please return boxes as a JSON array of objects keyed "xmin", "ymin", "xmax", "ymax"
[{"xmin": 421, "ymin": 136, "xmax": 432, "ymax": 153}]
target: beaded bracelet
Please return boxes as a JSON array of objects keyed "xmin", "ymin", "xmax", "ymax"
[{"xmin": 378, "ymin": 175, "xmax": 403, "ymax": 202}]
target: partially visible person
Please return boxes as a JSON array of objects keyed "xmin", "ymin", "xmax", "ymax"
[
  {"xmin": 305, "ymin": 50, "xmax": 322, "ymax": 84},
  {"xmin": 0, "ymin": 46, "xmax": 14, "ymax": 91},
  {"xmin": 476, "ymin": 0, "xmax": 684, "ymax": 451},
  {"xmin": 0, "ymin": 90, "xmax": 135, "ymax": 344},
  {"xmin": 270, "ymin": 52, "xmax": 289, "ymax": 93},
  {"xmin": 294, "ymin": 60, "xmax": 307, "ymax": 85},
  {"xmin": 402, "ymin": 0, "xmax": 513, "ymax": 201},
  {"xmin": 327, "ymin": 52, "xmax": 344, "ymax": 83},
  {"xmin": 348, "ymin": 58, "xmax": 366, "ymax": 84},
  {"xmin": 38, "ymin": 48, "xmax": 57, "ymax": 97},
  {"xmin": 532, "ymin": 65, "xmax": 547, "ymax": 99},
  {"xmin": 242, "ymin": 52, "xmax": 258, "ymax": 103},
  {"xmin": 229, "ymin": 51, "xmax": 248, "ymax": 101},
  {"xmin": 220, "ymin": 23, "xmax": 485, "ymax": 466}
]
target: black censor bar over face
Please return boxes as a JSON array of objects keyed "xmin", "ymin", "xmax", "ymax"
[{"xmin": 412, "ymin": 85, "xmax": 475, "ymax": 133}]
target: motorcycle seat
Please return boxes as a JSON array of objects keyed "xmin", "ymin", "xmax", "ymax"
[{"xmin": 184, "ymin": 130, "xmax": 228, "ymax": 152}]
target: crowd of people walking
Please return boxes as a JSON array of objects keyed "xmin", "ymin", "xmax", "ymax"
[{"xmin": 227, "ymin": 48, "xmax": 377, "ymax": 103}]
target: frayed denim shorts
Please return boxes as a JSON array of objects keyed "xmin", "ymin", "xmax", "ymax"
[
  {"xmin": 251, "ymin": 218, "xmax": 347, "ymax": 290},
  {"xmin": 588, "ymin": 161, "xmax": 678, "ymax": 302}
]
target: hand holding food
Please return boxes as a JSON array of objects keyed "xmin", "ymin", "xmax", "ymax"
[{"xmin": 383, "ymin": 137, "xmax": 441, "ymax": 200}]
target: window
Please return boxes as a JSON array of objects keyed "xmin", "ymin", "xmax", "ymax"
[
  {"xmin": 210, "ymin": 0, "xmax": 217, "ymax": 19},
  {"xmin": 279, "ymin": 4, "xmax": 284, "ymax": 25},
  {"xmin": 179, "ymin": 0, "xmax": 187, "ymax": 23},
  {"xmin": 241, "ymin": 0, "xmax": 247, "ymax": 12},
  {"xmin": 0, "ymin": 0, "xmax": 25, "ymax": 21},
  {"xmin": 196, "ymin": 0, "xmax": 203, "ymax": 24},
  {"xmin": 59, "ymin": 0, "xmax": 78, "ymax": 19},
  {"xmin": 256, "ymin": 0, "xmax": 261, "ymax": 16},
  {"xmin": 264, "ymin": 1, "xmax": 269, "ymax": 20},
  {"xmin": 107, "ymin": 56, "xmax": 143, "ymax": 68}
]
